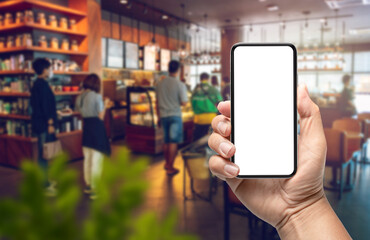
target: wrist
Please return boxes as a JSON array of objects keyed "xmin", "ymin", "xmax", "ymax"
[{"xmin": 277, "ymin": 195, "xmax": 351, "ymax": 240}]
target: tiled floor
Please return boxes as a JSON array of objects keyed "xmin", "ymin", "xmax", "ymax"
[{"xmin": 0, "ymin": 141, "xmax": 369, "ymax": 240}]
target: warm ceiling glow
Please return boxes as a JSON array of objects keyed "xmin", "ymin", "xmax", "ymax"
[
  {"xmin": 120, "ymin": 0, "xmax": 128, "ymax": 4},
  {"xmin": 162, "ymin": 15, "xmax": 168, "ymax": 20},
  {"xmin": 266, "ymin": 4, "xmax": 279, "ymax": 11}
]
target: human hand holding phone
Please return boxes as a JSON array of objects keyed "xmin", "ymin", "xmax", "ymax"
[{"xmin": 208, "ymin": 85, "xmax": 351, "ymax": 239}]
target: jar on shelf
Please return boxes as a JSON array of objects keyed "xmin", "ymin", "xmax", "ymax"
[
  {"xmin": 37, "ymin": 12, "xmax": 46, "ymax": 25},
  {"xmin": 4, "ymin": 13, "xmax": 13, "ymax": 26},
  {"xmin": 15, "ymin": 35, "xmax": 22, "ymax": 47},
  {"xmin": 0, "ymin": 37, "xmax": 5, "ymax": 49},
  {"xmin": 60, "ymin": 17, "xmax": 68, "ymax": 29},
  {"xmin": 22, "ymin": 34, "xmax": 32, "ymax": 47},
  {"xmin": 6, "ymin": 36, "xmax": 14, "ymax": 48},
  {"xmin": 0, "ymin": 15, "xmax": 4, "ymax": 27},
  {"xmin": 38, "ymin": 35, "xmax": 47, "ymax": 48},
  {"xmin": 69, "ymin": 19, "xmax": 77, "ymax": 31},
  {"xmin": 24, "ymin": 10, "xmax": 34, "ymax": 23},
  {"xmin": 71, "ymin": 40, "xmax": 78, "ymax": 51},
  {"xmin": 61, "ymin": 39, "xmax": 69, "ymax": 50},
  {"xmin": 15, "ymin": 12, "xmax": 24, "ymax": 24},
  {"xmin": 50, "ymin": 37, "xmax": 59, "ymax": 49},
  {"xmin": 48, "ymin": 15, "xmax": 57, "ymax": 28}
]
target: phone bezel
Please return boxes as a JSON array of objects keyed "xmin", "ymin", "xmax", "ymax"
[{"xmin": 230, "ymin": 43, "xmax": 297, "ymax": 178}]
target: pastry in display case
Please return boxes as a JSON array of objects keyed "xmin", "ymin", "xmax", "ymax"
[
  {"xmin": 126, "ymin": 86, "xmax": 163, "ymax": 154},
  {"xmin": 127, "ymin": 87, "xmax": 157, "ymax": 127},
  {"xmin": 181, "ymin": 91, "xmax": 194, "ymax": 122}
]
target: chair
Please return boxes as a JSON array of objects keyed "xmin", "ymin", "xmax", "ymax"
[
  {"xmin": 332, "ymin": 118, "xmax": 363, "ymax": 178},
  {"xmin": 357, "ymin": 113, "xmax": 370, "ymax": 163},
  {"xmin": 324, "ymin": 128, "xmax": 354, "ymax": 199}
]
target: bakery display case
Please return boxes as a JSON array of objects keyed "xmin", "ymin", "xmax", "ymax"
[{"xmin": 126, "ymin": 86, "xmax": 194, "ymax": 154}]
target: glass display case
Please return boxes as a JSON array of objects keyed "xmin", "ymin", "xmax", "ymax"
[{"xmin": 127, "ymin": 87, "xmax": 157, "ymax": 127}]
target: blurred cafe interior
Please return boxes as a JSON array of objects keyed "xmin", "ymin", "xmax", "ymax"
[{"xmin": 0, "ymin": 0, "xmax": 369, "ymax": 239}]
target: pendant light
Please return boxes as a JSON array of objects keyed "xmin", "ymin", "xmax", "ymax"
[
  {"xmin": 146, "ymin": 0, "xmax": 160, "ymax": 51},
  {"xmin": 201, "ymin": 14, "xmax": 211, "ymax": 63},
  {"xmin": 178, "ymin": 3, "xmax": 189, "ymax": 60}
]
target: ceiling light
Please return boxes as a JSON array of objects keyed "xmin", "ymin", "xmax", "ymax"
[
  {"xmin": 320, "ymin": 18, "xmax": 326, "ymax": 23},
  {"xmin": 325, "ymin": 0, "xmax": 369, "ymax": 9},
  {"xmin": 349, "ymin": 28, "xmax": 370, "ymax": 35},
  {"xmin": 120, "ymin": 0, "xmax": 128, "ymax": 4},
  {"xmin": 259, "ymin": 0, "xmax": 267, "ymax": 2},
  {"xmin": 266, "ymin": 4, "xmax": 279, "ymax": 11},
  {"xmin": 162, "ymin": 15, "xmax": 168, "ymax": 20}
]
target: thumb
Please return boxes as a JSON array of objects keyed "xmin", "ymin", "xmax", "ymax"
[{"xmin": 297, "ymin": 84, "xmax": 325, "ymax": 144}]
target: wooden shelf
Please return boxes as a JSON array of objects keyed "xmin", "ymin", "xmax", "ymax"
[
  {"xmin": 0, "ymin": 92, "xmax": 30, "ymax": 97},
  {"xmin": 0, "ymin": 0, "xmax": 86, "ymax": 18},
  {"xmin": 298, "ymin": 58, "xmax": 344, "ymax": 62},
  {"xmin": 0, "ymin": 113, "xmax": 30, "ymax": 120},
  {"xmin": 0, "ymin": 70, "xmax": 89, "ymax": 75},
  {"xmin": 0, "ymin": 46, "xmax": 88, "ymax": 56},
  {"xmin": 0, "ymin": 130, "xmax": 82, "ymax": 143},
  {"xmin": 0, "ymin": 91, "xmax": 81, "ymax": 97},
  {"xmin": 0, "ymin": 22, "xmax": 87, "ymax": 37},
  {"xmin": 298, "ymin": 68, "xmax": 343, "ymax": 72},
  {"xmin": 0, "ymin": 134, "xmax": 37, "ymax": 143}
]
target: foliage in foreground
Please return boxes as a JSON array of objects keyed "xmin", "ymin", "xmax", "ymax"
[{"xmin": 0, "ymin": 149, "xmax": 198, "ymax": 240}]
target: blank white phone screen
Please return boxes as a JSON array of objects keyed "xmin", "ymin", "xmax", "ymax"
[{"xmin": 232, "ymin": 44, "xmax": 296, "ymax": 177}]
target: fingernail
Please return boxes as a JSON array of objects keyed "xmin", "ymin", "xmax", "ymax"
[
  {"xmin": 224, "ymin": 164, "xmax": 238, "ymax": 176},
  {"xmin": 217, "ymin": 121, "xmax": 228, "ymax": 135},
  {"xmin": 219, "ymin": 142, "xmax": 232, "ymax": 156}
]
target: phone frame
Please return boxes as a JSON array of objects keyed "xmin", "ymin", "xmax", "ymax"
[{"xmin": 230, "ymin": 43, "xmax": 298, "ymax": 178}]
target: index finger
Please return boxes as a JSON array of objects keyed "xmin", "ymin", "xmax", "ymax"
[{"xmin": 217, "ymin": 101, "xmax": 231, "ymax": 118}]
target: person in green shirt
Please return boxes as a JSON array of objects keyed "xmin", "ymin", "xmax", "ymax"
[{"xmin": 191, "ymin": 72, "xmax": 223, "ymax": 141}]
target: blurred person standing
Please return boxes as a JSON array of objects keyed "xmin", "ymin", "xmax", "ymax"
[
  {"xmin": 337, "ymin": 74, "xmax": 357, "ymax": 117},
  {"xmin": 30, "ymin": 58, "xmax": 58, "ymax": 195},
  {"xmin": 156, "ymin": 60, "xmax": 188, "ymax": 175},
  {"xmin": 211, "ymin": 75, "xmax": 219, "ymax": 89},
  {"xmin": 221, "ymin": 76, "xmax": 231, "ymax": 100},
  {"xmin": 191, "ymin": 72, "xmax": 222, "ymax": 141},
  {"xmin": 75, "ymin": 74, "xmax": 111, "ymax": 199}
]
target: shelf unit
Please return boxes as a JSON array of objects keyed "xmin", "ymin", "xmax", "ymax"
[
  {"xmin": 0, "ymin": 0, "xmax": 88, "ymax": 167},
  {"xmin": 0, "ymin": 70, "xmax": 89, "ymax": 75}
]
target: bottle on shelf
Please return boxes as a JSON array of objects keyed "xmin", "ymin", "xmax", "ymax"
[
  {"xmin": 69, "ymin": 19, "xmax": 77, "ymax": 31},
  {"xmin": 4, "ymin": 13, "xmax": 13, "ymax": 26},
  {"xmin": 71, "ymin": 40, "xmax": 78, "ymax": 51},
  {"xmin": 50, "ymin": 37, "xmax": 59, "ymax": 49},
  {"xmin": 0, "ymin": 15, "xmax": 3, "ymax": 26},
  {"xmin": 6, "ymin": 36, "xmax": 14, "ymax": 48},
  {"xmin": 38, "ymin": 35, "xmax": 47, "ymax": 48},
  {"xmin": 0, "ymin": 37, "xmax": 4, "ymax": 49},
  {"xmin": 24, "ymin": 10, "xmax": 34, "ymax": 23},
  {"xmin": 15, "ymin": 12, "xmax": 24, "ymax": 24},
  {"xmin": 60, "ymin": 17, "xmax": 68, "ymax": 29},
  {"xmin": 48, "ymin": 15, "xmax": 57, "ymax": 28},
  {"xmin": 61, "ymin": 39, "xmax": 69, "ymax": 50},
  {"xmin": 37, "ymin": 12, "xmax": 46, "ymax": 26}
]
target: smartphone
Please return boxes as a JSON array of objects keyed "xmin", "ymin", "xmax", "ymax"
[{"xmin": 231, "ymin": 43, "xmax": 297, "ymax": 178}]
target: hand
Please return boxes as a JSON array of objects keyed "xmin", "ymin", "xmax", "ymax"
[
  {"xmin": 48, "ymin": 125, "xmax": 55, "ymax": 134},
  {"xmin": 208, "ymin": 85, "xmax": 350, "ymax": 238}
]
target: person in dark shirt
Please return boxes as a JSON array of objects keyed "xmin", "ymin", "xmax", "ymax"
[
  {"xmin": 337, "ymin": 74, "xmax": 357, "ymax": 117},
  {"xmin": 30, "ymin": 58, "xmax": 57, "ymax": 194}
]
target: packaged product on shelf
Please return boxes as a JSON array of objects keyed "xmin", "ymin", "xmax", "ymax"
[
  {"xmin": 6, "ymin": 36, "xmax": 14, "ymax": 48},
  {"xmin": 0, "ymin": 37, "xmax": 4, "ymax": 49},
  {"xmin": 51, "ymin": 37, "xmax": 59, "ymax": 49},
  {"xmin": 6, "ymin": 120, "xmax": 12, "ymax": 135},
  {"xmin": 4, "ymin": 13, "xmax": 13, "ymax": 26},
  {"xmin": 24, "ymin": 10, "xmax": 34, "ymax": 23},
  {"xmin": 15, "ymin": 35, "xmax": 22, "ymax": 47},
  {"xmin": 0, "ymin": 15, "xmax": 3, "ymax": 27},
  {"xmin": 22, "ymin": 34, "xmax": 32, "ymax": 47},
  {"xmin": 49, "ymin": 15, "xmax": 57, "ymax": 28},
  {"xmin": 71, "ymin": 40, "xmax": 78, "ymax": 51},
  {"xmin": 69, "ymin": 19, "xmax": 77, "ymax": 31},
  {"xmin": 60, "ymin": 17, "xmax": 68, "ymax": 29},
  {"xmin": 37, "ymin": 12, "xmax": 46, "ymax": 25},
  {"xmin": 61, "ymin": 39, "xmax": 69, "ymax": 50},
  {"xmin": 15, "ymin": 12, "xmax": 24, "ymax": 24},
  {"xmin": 38, "ymin": 35, "xmax": 47, "ymax": 48},
  {"xmin": 0, "ymin": 100, "xmax": 3, "ymax": 113}
]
